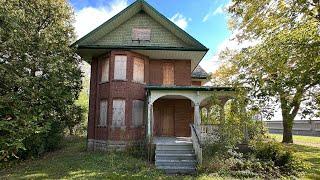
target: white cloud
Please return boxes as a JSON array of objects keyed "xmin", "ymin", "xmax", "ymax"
[
  {"xmin": 74, "ymin": 0, "xmax": 128, "ymax": 39},
  {"xmin": 200, "ymin": 30, "xmax": 259, "ymax": 73},
  {"xmin": 203, "ymin": 5, "xmax": 225, "ymax": 22},
  {"xmin": 170, "ymin": 13, "xmax": 190, "ymax": 30}
]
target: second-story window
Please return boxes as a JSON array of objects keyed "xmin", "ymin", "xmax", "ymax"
[
  {"xmin": 133, "ymin": 57, "xmax": 144, "ymax": 83},
  {"xmin": 163, "ymin": 62, "xmax": 174, "ymax": 85},
  {"xmin": 114, "ymin": 55, "xmax": 127, "ymax": 80},
  {"xmin": 101, "ymin": 58, "xmax": 109, "ymax": 82}
]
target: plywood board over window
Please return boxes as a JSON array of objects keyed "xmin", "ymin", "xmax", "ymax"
[
  {"xmin": 132, "ymin": 28, "xmax": 151, "ymax": 41},
  {"xmin": 112, "ymin": 100, "xmax": 125, "ymax": 127},
  {"xmin": 114, "ymin": 55, "xmax": 127, "ymax": 80},
  {"xmin": 132, "ymin": 100, "xmax": 144, "ymax": 127},
  {"xmin": 133, "ymin": 57, "xmax": 144, "ymax": 83},
  {"xmin": 163, "ymin": 62, "xmax": 174, "ymax": 85},
  {"xmin": 101, "ymin": 58, "xmax": 109, "ymax": 82},
  {"xmin": 99, "ymin": 100, "xmax": 108, "ymax": 127}
]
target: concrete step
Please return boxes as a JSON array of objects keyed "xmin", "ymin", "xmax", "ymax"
[
  {"xmin": 155, "ymin": 159, "xmax": 197, "ymax": 167},
  {"xmin": 157, "ymin": 165, "xmax": 196, "ymax": 174},
  {"xmin": 155, "ymin": 149, "xmax": 194, "ymax": 154},
  {"xmin": 156, "ymin": 153, "xmax": 196, "ymax": 160},
  {"xmin": 156, "ymin": 144, "xmax": 193, "ymax": 151}
]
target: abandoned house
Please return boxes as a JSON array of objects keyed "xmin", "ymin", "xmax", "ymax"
[{"xmin": 73, "ymin": 0, "xmax": 235, "ymax": 174}]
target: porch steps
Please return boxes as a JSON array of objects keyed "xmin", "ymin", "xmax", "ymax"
[{"xmin": 155, "ymin": 139, "xmax": 197, "ymax": 174}]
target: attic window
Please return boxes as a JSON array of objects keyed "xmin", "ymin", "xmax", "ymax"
[{"xmin": 132, "ymin": 28, "xmax": 151, "ymax": 42}]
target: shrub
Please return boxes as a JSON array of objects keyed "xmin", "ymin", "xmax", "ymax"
[
  {"xmin": 201, "ymin": 140, "xmax": 307, "ymax": 178},
  {"xmin": 251, "ymin": 140, "xmax": 307, "ymax": 177}
]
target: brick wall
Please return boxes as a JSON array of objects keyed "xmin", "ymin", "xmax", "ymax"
[
  {"xmin": 88, "ymin": 50, "xmax": 193, "ymax": 147},
  {"xmin": 149, "ymin": 59, "xmax": 191, "ymax": 86}
]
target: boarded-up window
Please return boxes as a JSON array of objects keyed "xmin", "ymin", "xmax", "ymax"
[
  {"xmin": 132, "ymin": 100, "xmax": 144, "ymax": 127},
  {"xmin": 112, "ymin": 100, "xmax": 125, "ymax": 127},
  {"xmin": 133, "ymin": 57, "xmax": 144, "ymax": 83},
  {"xmin": 132, "ymin": 28, "xmax": 151, "ymax": 41},
  {"xmin": 101, "ymin": 58, "xmax": 109, "ymax": 82},
  {"xmin": 163, "ymin": 63, "xmax": 174, "ymax": 85},
  {"xmin": 114, "ymin": 55, "xmax": 127, "ymax": 80},
  {"xmin": 99, "ymin": 100, "xmax": 108, "ymax": 126}
]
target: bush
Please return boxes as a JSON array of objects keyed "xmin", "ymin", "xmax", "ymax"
[
  {"xmin": 201, "ymin": 140, "xmax": 307, "ymax": 178},
  {"xmin": 251, "ymin": 140, "xmax": 307, "ymax": 177}
]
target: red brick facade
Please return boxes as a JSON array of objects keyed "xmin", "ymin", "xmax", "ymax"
[{"xmin": 87, "ymin": 50, "xmax": 193, "ymax": 147}]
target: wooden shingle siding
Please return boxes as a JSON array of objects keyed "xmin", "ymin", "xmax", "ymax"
[
  {"xmin": 99, "ymin": 100, "xmax": 108, "ymax": 126},
  {"xmin": 112, "ymin": 100, "xmax": 126, "ymax": 127},
  {"xmin": 96, "ymin": 12, "xmax": 190, "ymax": 48},
  {"xmin": 114, "ymin": 55, "xmax": 127, "ymax": 80},
  {"xmin": 133, "ymin": 57, "xmax": 144, "ymax": 83},
  {"xmin": 101, "ymin": 58, "xmax": 109, "ymax": 82},
  {"xmin": 132, "ymin": 100, "xmax": 144, "ymax": 127},
  {"xmin": 163, "ymin": 62, "xmax": 174, "ymax": 85}
]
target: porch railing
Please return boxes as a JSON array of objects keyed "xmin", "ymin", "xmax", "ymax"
[
  {"xmin": 190, "ymin": 124, "xmax": 202, "ymax": 164},
  {"xmin": 200, "ymin": 124, "xmax": 220, "ymax": 143}
]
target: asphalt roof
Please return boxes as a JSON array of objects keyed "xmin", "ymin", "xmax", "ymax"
[{"xmin": 191, "ymin": 65, "xmax": 208, "ymax": 79}]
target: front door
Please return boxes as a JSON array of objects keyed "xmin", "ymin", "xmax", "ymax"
[{"xmin": 161, "ymin": 105, "xmax": 174, "ymax": 136}]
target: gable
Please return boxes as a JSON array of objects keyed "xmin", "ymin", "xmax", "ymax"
[
  {"xmin": 74, "ymin": 0, "xmax": 208, "ymax": 71},
  {"xmin": 94, "ymin": 11, "xmax": 190, "ymax": 48}
]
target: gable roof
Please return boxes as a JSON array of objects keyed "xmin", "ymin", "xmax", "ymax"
[
  {"xmin": 73, "ymin": 0, "xmax": 208, "ymax": 71},
  {"xmin": 191, "ymin": 65, "xmax": 208, "ymax": 79}
]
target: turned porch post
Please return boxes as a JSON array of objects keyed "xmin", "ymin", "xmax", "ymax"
[{"xmin": 194, "ymin": 103, "xmax": 201, "ymax": 126}]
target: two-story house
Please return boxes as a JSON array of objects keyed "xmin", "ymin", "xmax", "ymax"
[{"xmin": 74, "ymin": 0, "xmax": 234, "ymax": 174}]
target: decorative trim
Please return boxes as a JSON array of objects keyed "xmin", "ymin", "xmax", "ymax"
[
  {"xmin": 77, "ymin": 45, "xmax": 208, "ymax": 52},
  {"xmin": 145, "ymin": 85, "xmax": 235, "ymax": 91}
]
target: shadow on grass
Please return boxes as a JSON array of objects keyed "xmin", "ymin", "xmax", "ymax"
[{"xmin": 289, "ymin": 144, "xmax": 320, "ymax": 180}]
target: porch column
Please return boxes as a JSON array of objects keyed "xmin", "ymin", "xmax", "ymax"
[
  {"xmin": 147, "ymin": 103, "xmax": 153, "ymax": 141},
  {"xmin": 194, "ymin": 103, "xmax": 201, "ymax": 126},
  {"xmin": 206, "ymin": 106, "xmax": 209, "ymax": 119},
  {"xmin": 219, "ymin": 99, "xmax": 227, "ymax": 123}
]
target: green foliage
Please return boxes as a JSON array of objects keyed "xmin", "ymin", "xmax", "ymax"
[
  {"xmin": 201, "ymin": 141, "xmax": 307, "ymax": 178},
  {"xmin": 206, "ymin": 89, "xmax": 267, "ymax": 147},
  {"xmin": 251, "ymin": 140, "xmax": 308, "ymax": 177},
  {"xmin": 223, "ymin": 0, "xmax": 320, "ymax": 143},
  {"xmin": 64, "ymin": 104, "xmax": 85, "ymax": 135},
  {"xmin": 0, "ymin": 0, "xmax": 82, "ymax": 162},
  {"xmin": 0, "ymin": 137, "xmax": 168, "ymax": 179}
]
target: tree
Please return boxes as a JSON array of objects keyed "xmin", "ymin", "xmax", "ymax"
[
  {"xmin": 223, "ymin": 0, "xmax": 320, "ymax": 143},
  {"xmin": 64, "ymin": 104, "xmax": 84, "ymax": 135},
  {"xmin": 0, "ymin": 0, "xmax": 82, "ymax": 161}
]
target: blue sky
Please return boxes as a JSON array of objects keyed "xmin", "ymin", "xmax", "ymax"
[{"xmin": 70, "ymin": 0, "xmax": 232, "ymax": 72}]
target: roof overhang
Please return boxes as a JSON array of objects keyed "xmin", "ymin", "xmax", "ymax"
[
  {"xmin": 77, "ymin": 45, "xmax": 208, "ymax": 70},
  {"xmin": 145, "ymin": 85, "xmax": 235, "ymax": 91}
]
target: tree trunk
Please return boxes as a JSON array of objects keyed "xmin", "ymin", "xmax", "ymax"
[
  {"xmin": 282, "ymin": 116, "xmax": 293, "ymax": 143},
  {"xmin": 279, "ymin": 92, "xmax": 300, "ymax": 144}
]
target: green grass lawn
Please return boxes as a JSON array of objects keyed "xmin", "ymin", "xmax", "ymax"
[
  {"xmin": 0, "ymin": 137, "xmax": 169, "ymax": 180},
  {"xmin": 269, "ymin": 134, "xmax": 320, "ymax": 180},
  {"xmin": 1, "ymin": 135, "xmax": 319, "ymax": 179},
  {"xmin": 269, "ymin": 133, "xmax": 320, "ymax": 148}
]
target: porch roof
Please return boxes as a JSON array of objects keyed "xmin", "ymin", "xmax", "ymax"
[{"xmin": 145, "ymin": 85, "xmax": 235, "ymax": 91}]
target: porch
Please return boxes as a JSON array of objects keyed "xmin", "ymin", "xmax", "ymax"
[{"xmin": 145, "ymin": 85, "xmax": 235, "ymax": 170}]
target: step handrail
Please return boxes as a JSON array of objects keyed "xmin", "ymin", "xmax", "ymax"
[
  {"xmin": 190, "ymin": 124, "xmax": 202, "ymax": 148},
  {"xmin": 190, "ymin": 123, "xmax": 203, "ymax": 164}
]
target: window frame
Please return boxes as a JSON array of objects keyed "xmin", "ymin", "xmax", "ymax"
[
  {"xmin": 98, "ymin": 99, "xmax": 108, "ymax": 127},
  {"xmin": 112, "ymin": 99, "xmax": 126, "ymax": 128},
  {"xmin": 163, "ymin": 62, "xmax": 174, "ymax": 85},
  {"xmin": 100, "ymin": 58, "xmax": 109, "ymax": 83},
  {"xmin": 132, "ymin": 57, "xmax": 145, "ymax": 84},
  {"xmin": 114, "ymin": 55, "xmax": 127, "ymax": 80},
  {"xmin": 132, "ymin": 100, "xmax": 144, "ymax": 127}
]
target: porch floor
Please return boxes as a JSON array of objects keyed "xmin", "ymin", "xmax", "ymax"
[{"xmin": 153, "ymin": 137, "xmax": 192, "ymax": 145}]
